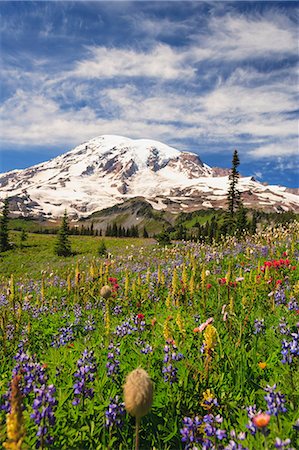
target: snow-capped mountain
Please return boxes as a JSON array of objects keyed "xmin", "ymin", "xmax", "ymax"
[{"xmin": 0, "ymin": 135, "xmax": 298, "ymax": 218}]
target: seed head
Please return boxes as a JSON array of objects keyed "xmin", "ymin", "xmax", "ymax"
[
  {"xmin": 123, "ymin": 368, "xmax": 153, "ymax": 419},
  {"xmin": 100, "ymin": 285, "xmax": 112, "ymax": 299}
]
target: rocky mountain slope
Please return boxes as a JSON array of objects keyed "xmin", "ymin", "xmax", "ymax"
[{"xmin": 0, "ymin": 135, "xmax": 298, "ymax": 218}]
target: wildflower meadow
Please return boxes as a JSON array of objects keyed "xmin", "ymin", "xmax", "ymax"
[{"xmin": 0, "ymin": 223, "xmax": 298, "ymax": 449}]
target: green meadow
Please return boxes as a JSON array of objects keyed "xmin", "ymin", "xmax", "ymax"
[{"xmin": 0, "ymin": 224, "xmax": 299, "ymax": 449}]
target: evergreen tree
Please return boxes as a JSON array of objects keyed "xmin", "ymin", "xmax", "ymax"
[
  {"xmin": 112, "ymin": 222, "xmax": 118, "ymax": 237},
  {"xmin": 236, "ymin": 205, "xmax": 248, "ymax": 236},
  {"xmin": 227, "ymin": 150, "xmax": 241, "ymax": 216},
  {"xmin": 175, "ymin": 224, "xmax": 187, "ymax": 240},
  {"xmin": 54, "ymin": 211, "xmax": 72, "ymax": 256},
  {"xmin": 156, "ymin": 229, "xmax": 171, "ymax": 246},
  {"xmin": 0, "ymin": 198, "xmax": 10, "ymax": 252},
  {"xmin": 98, "ymin": 239, "xmax": 108, "ymax": 257},
  {"xmin": 105, "ymin": 224, "xmax": 112, "ymax": 236}
]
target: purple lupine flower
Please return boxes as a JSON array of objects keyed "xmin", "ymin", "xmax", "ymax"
[
  {"xmin": 30, "ymin": 384, "xmax": 57, "ymax": 448},
  {"xmin": 264, "ymin": 385, "xmax": 287, "ymax": 416},
  {"xmin": 274, "ymin": 437, "xmax": 292, "ymax": 449},
  {"xmin": 254, "ymin": 319, "xmax": 265, "ymax": 334},
  {"xmin": 84, "ymin": 315, "xmax": 95, "ymax": 332},
  {"xmin": 180, "ymin": 411, "xmax": 226, "ymax": 449},
  {"xmin": 114, "ymin": 317, "xmax": 137, "ymax": 337},
  {"xmin": 281, "ymin": 331, "xmax": 299, "ymax": 364},
  {"xmin": 106, "ymin": 342, "xmax": 120, "ymax": 380},
  {"xmin": 162, "ymin": 342, "xmax": 184, "ymax": 384},
  {"xmin": 140, "ymin": 343, "xmax": 153, "ymax": 354},
  {"xmin": 275, "ymin": 287, "xmax": 286, "ymax": 306},
  {"xmin": 180, "ymin": 416, "xmax": 202, "ymax": 446},
  {"xmin": 287, "ymin": 297, "xmax": 298, "ymax": 311},
  {"xmin": 72, "ymin": 349, "xmax": 96, "ymax": 406},
  {"xmin": 2, "ymin": 344, "xmax": 48, "ymax": 412},
  {"xmin": 278, "ymin": 318, "xmax": 290, "ymax": 335},
  {"xmin": 51, "ymin": 324, "xmax": 74, "ymax": 348},
  {"xmin": 113, "ymin": 305, "xmax": 122, "ymax": 315},
  {"xmin": 105, "ymin": 395, "xmax": 125, "ymax": 428},
  {"xmin": 0, "ymin": 293, "xmax": 8, "ymax": 307},
  {"xmin": 73, "ymin": 304, "xmax": 82, "ymax": 325},
  {"xmin": 261, "ymin": 246, "xmax": 269, "ymax": 257},
  {"xmin": 246, "ymin": 405, "xmax": 260, "ymax": 435}
]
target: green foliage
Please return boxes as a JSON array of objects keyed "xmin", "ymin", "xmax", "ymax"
[
  {"xmin": 19, "ymin": 228, "xmax": 28, "ymax": 249},
  {"xmin": 0, "ymin": 198, "xmax": 10, "ymax": 252},
  {"xmin": 54, "ymin": 211, "xmax": 72, "ymax": 257},
  {"xmin": 98, "ymin": 239, "xmax": 108, "ymax": 257},
  {"xmin": 156, "ymin": 228, "xmax": 171, "ymax": 246}
]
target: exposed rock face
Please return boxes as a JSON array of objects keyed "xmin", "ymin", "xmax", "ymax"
[{"xmin": 0, "ymin": 134, "xmax": 298, "ymax": 217}]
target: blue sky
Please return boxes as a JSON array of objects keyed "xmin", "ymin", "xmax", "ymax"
[{"xmin": 0, "ymin": 1, "xmax": 298, "ymax": 187}]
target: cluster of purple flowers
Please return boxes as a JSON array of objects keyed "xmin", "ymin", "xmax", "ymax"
[
  {"xmin": 51, "ymin": 324, "xmax": 74, "ymax": 348},
  {"xmin": 114, "ymin": 318, "xmax": 138, "ymax": 337},
  {"xmin": 6, "ymin": 323, "xmax": 15, "ymax": 341},
  {"xmin": 0, "ymin": 293, "xmax": 8, "ymax": 307},
  {"xmin": 72, "ymin": 349, "xmax": 97, "ymax": 406},
  {"xmin": 135, "ymin": 337, "xmax": 153, "ymax": 354},
  {"xmin": 113, "ymin": 305, "xmax": 123, "ymax": 315},
  {"xmin": 281, "ymin": 331, "xmax": 299, "ymax": 364},
  {"xmin": 162, "ymin": 342, "xmax": 184, "ymax": 384},
  {"xmin": 140, "ymin": 343, "xmax": 153, "ymax": 354},
  {"xmin": 274, "ymin": 287, "xmax": 286, "ymax": 306},
  {"xmin": 264, "ymin": 384, "xmax": 287, "ymax": 416},
  {"xmin": 106, "ymin": 342, "xmax": 120, "ymax": 380},
  {"xmin": 105, "ymin": 395, "xmax": 125, "ymax": 428},
  {"xmin": 84, "ymin": 315, "xmax": 96, "ymax": 332},
  {"xmin": 274, "ymin": 437, "xmax": 294, "ymax": 449},
  {"xmin": 225, "ymin": 430, "xmax": 247, "ymax": 450},
  {"xmin": 278, "ymin": 317, "xmax": 290, "ymax": 335},
  {"xmin": 73, "ymin": 304, "xmax": 82, "ymax": 325},
  {"xmin": 114, "ymin": 315, "xmax": 145, "ymax": 337},
  {"xmin": 2, "ymin": 342, "xmax": 57, "ymax": 448},
  {"xmin": 180, "ymin": 412, "xmax": 227, "ymax": 449},
  {"xmin": 253, "ymin": 319, "xmax": 265, "ymax": 334},
  {"xmin": 31, "ymin": 384, "xmax": 57, "ymax": 448},
  {"xmin": 287, "ymin": 297, "xmax": 298, "ymax": 311},
  {"xmin": 6, "ymin": 342, "xmax": 49, "ymax": 401}
]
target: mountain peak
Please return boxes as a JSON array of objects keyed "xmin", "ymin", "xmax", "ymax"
[{"xmin": 0, "ymin": 135, "xmax": 298, "ymax": 218}]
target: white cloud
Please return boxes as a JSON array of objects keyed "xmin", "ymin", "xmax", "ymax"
[
  {"xmin": 190, "ymin": 12, "xmax": 297, "ymax": 61},
  {"xmin": 72, "ymin": 44, "xmax": 195, "ymax": 80},
  {"xmin": 248, "ymin": 139, "xmax": 299, "ymax": 159}
]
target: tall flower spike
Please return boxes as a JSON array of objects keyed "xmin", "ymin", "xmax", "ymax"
[{"xmin": 3, "ymin": 375, "xmax": 25, "ymax": 450}]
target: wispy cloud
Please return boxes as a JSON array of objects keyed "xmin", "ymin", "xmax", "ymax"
[{"xmin": 71, "ymin": 44, "xmax": 195, "ymax": 80}]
